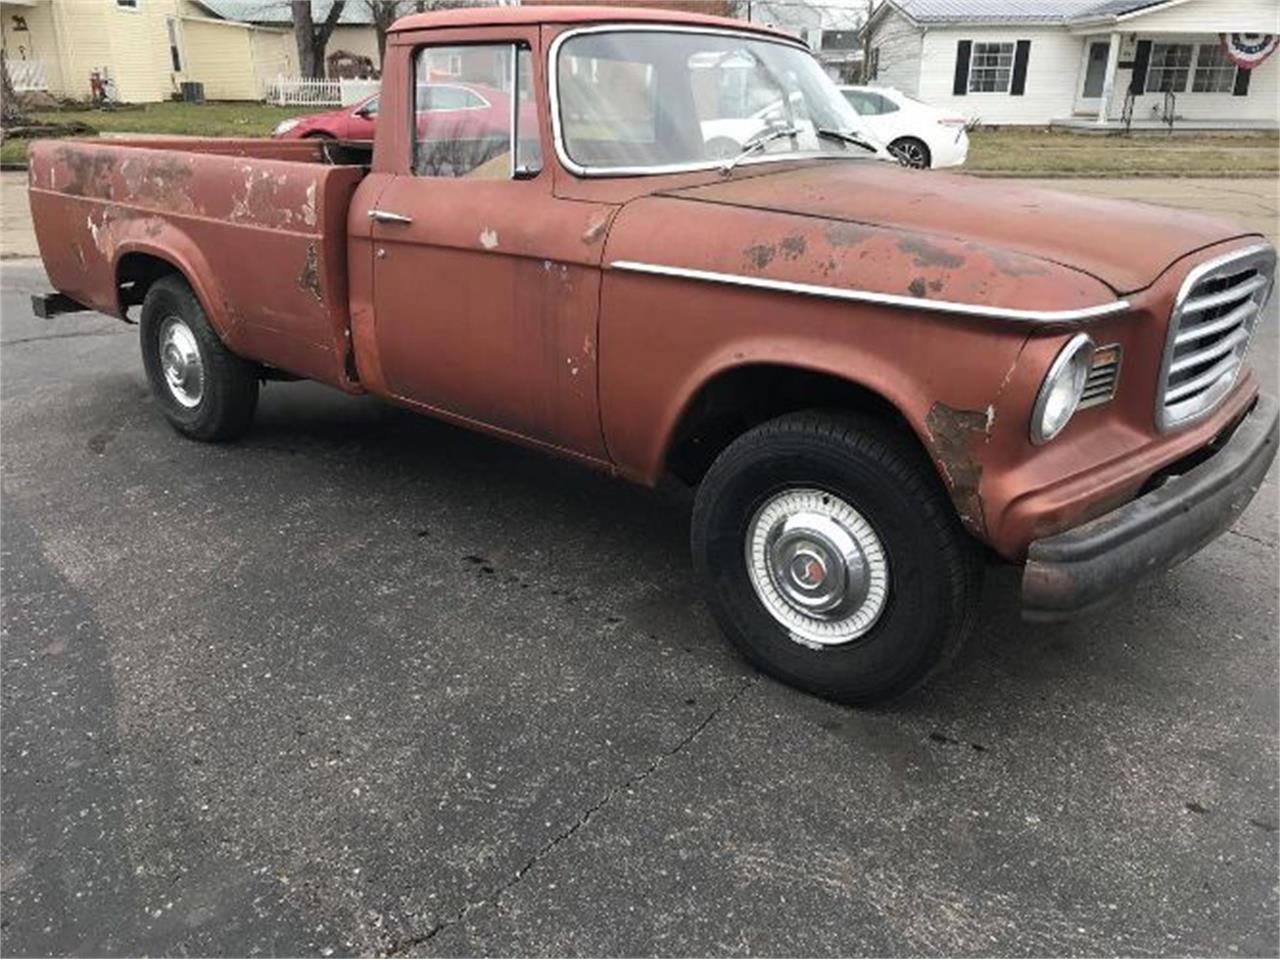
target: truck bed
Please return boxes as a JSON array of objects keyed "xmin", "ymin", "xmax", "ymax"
[{"xmin": 28, "ymin": 137, "xmax": 366, "ymax": 391}]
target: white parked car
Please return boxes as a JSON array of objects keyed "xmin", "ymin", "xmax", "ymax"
[{"xmin": 838, "ymin": 86, "xmax": 970, "ymax": 169}]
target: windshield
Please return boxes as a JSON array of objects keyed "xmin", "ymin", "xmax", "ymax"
[{"xmin": 554, "ymin": 29, "xmax": 877, "ymax": 174}]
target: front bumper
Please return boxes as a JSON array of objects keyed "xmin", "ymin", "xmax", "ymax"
[{"xmin": 1022, "ymin": 392, "xmax": 1278, "ymax": 620}]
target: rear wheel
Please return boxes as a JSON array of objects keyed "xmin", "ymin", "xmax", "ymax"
[
  {"xmin": 140, "ymin": 275, "xmax": 258, "ymax": 442},
  {"xmin": 691, "ymin": 411, "xmax": 982, "ymax": 704},
  {"xmin": 890, "ymin": 136, "xmax": 931, "ymax": 169}
]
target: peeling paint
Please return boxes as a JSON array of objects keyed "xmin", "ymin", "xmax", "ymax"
[
  {"xmin": 925, "ymin": 402, "xmax": 990, "ymax": 535},
  {"xmin": 480, "ymin": 227, "xmax": 499, "ymax": 250},
  {"xmin": 297, "ymin": 243, "xmax": 324, "ymax": 303},
  {"xmin": 908, "ymin": 277, "xmax": 928, "ymax": 298}
]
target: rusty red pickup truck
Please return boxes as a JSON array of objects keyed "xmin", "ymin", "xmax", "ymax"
[{"xmin": 28, "ymin": 6, "xmax": 1277, "ymax": 704}]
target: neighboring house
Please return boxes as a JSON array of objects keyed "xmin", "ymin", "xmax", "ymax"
[
  {"xmin": 743, "ymin": 0, "xmax": 868, "ymax": 80},
  {"xmin": 864, "ymin": 0, "xmax": 1280, "ymax": 129},
  {"xmin": 0, "ymin": 0, "xmax": 297, "ymax": 102},
  {"xmin": 194, "ymin": 0, "xmax": 381, "ymax": 73}
]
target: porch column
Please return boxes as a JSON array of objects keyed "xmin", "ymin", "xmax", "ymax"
[{"xmin": 1096, "ymin": 31, "xmax": 1122, "ymax": 124}]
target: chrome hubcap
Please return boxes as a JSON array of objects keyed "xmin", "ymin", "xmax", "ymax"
[
  {"xmin": 158, "ymin": 316, "xmax": 203, "ymax": 408},
  {"xmin": 746, "ymin": 489, "xmax": 889, "ymax": 647}
]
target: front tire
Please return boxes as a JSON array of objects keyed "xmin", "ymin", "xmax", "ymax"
[
  {"xmin": 691, "ymin": 411, "xmax": 982, "ymax": 704},
  {"xmin": 140, "ymin": 274, "xmax": 259, "ymax": 442}
]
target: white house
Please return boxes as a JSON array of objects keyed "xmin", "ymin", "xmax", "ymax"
[{"xmin": 865, "ymin": 0, "xmax": 1280, "ymax": 129}]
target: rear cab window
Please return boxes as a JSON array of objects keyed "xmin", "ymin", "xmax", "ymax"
[{"xmin": 412, "ymin": 44, "xmax": 542, "ymax": 179}]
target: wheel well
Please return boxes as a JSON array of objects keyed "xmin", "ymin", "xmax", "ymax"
[
  {"xmin": 665, "ymin": 365, "xmax": 919, "ymax": 484},
  {"xmin": 116, "ymin": 252, "xmax": 181, "ymax": 319}
]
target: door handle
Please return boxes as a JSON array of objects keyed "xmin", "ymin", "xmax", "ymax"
[{"xmin": 369, "ymin": 209, "xmax": 413, "ymax": 225}]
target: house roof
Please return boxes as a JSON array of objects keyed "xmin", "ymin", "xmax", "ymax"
[
  {"xmin": 883, "ymin": 0, "xmax": 1173, "ymax": 25},
  {"xmin": 191, "ymin": 0, "xmax": 376, "ymax": 26}
]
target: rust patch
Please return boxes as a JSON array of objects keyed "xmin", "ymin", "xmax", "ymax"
[
  {"xmin": 925, "ymin": 402, "xmax": 990, "ymax": 536},
  {"xmin": 297, "ymin": 243, "xmax": 323, "ymax": 303},
  {"xmin": 744, "ymin": 243, "xmax": 776, "ymax": 270},
  {"xmin": 824, "ymin": 222, "xmax": 872, "ymax": 248},
  {"xmin": 908, "ymin": 277, "xmax": 928, "ymax": 298},
  {"xmin": 779, "ymin": 234, "xmax": 807, "ymax": 260},
  {"xmin": 581, "ymin": 212, "xmax": 610, "ymax": 245},
  {"xmin": 57, "ymin": 146, "xmax": 115, "ymax": 199},
  {"xmin": 120, "ymin": 155, "xmax": 197, "ymax": 215},
  {"xmin": 928, "ymin": 278, "xmax": 944, "ymax": 293},
  {"xmin": 898, "ymin": 236, "xmax": 964, "ymax": 270}
]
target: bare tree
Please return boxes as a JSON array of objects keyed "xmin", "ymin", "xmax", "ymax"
[
  {"xmin": 0, "ymin": 49, "xmax": 23, "ymax": 128},
  {"xmin": 361, "ymin": 0, "xmax": 490, "ymax": 70},
  {"xmin": 293, "ymin": 0, "xmax": 347, "ymax": 78},
  {"xmin": 859, "ymin": 0, "xmax": 878, "ymax": 83}
]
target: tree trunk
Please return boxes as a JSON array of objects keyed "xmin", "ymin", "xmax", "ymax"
[{"xmin": 292, "ymin": 0, "xmax": 347, "ymax": 79}]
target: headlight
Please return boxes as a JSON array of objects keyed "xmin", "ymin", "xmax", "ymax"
[
  {"xmin": 1031, "ymin": 333, "xmax": 1095, "ymax": 444},
  {"xmin": 272, "ymin": 118, "xmax": 301, "ymax": 137}
]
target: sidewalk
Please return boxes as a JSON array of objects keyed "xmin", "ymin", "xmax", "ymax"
[{"xmin": 2, "ymin": 170, "xmax": 1275, "ymax": 259}]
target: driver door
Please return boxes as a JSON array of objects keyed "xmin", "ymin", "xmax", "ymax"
[{"xmin": 369, "ymin": 36, "xmax": 610, "ymax": 460}]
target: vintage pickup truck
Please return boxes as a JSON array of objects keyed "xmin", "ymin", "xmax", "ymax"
[{"xmin": 28, "ymin": 6, "xmax": 1277, "ymax": 704}]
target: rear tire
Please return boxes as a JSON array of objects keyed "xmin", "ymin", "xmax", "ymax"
[
  {"xmin": 140, "ymin": 274, "xmax": 258, "ymax": 442},
  {"xmin": 691, "ymin": 411, "xmax": 982, "ymax": 704},
  {"xmin": 890, "ymin": 136, "xmax": 932, "ymax": 169}
]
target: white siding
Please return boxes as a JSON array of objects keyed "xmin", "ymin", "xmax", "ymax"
[
  {"xmin": 916, "ymin": 26, "xmax": 1083, "ymax": 123},
  {"xmin": 1106, "ymin": 35, "xmax": 1280, "ymax": 123},
  {"xmin": 868, "ymin": 6, "xmax": 924, "ymax": 96}
]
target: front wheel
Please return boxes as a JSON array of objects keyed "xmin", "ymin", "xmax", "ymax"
[
  {"xmin": 140, "ymin": 275, "xmax": 259, "ymax": 442},
  {"xmin": 691, "ymin": 411, "xmax": 982, "ymax": 704}
]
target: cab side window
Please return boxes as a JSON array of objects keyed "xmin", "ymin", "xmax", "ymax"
[{"xmin": 413, "ymin": 44, "xmax": 542, "ymax": 179}]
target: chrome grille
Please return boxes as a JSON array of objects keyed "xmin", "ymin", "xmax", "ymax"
[
  {"xmin": 1080, "ymin": 344, "xmax": 1121, "ymax": 409},
  {"xmin": 1157, "ymin": 244, "xmax": 1276, "ymax": 432}
]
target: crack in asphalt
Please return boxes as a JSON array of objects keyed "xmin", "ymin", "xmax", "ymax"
[
  {"xmin": 1, "ymin": 329, "xmax": 130, "ymax": 347},
  {"xmin": 379, "ymin": 675, "xmax": 760, "ymax": 958},
  {"xmin": 1228, "ymin": 527, "xmax": 1276, "ymax": 549}
]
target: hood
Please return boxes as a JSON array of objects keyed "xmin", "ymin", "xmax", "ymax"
[{"xmin": 657, "ymin": 163, "xmax": 1254, "ymax": 295}]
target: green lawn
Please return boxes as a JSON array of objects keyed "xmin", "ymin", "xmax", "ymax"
[
  {"xmin": 1, "ymin": 101, "xmax": 304, "ymax": 167},
  {"xmin": 965, "ymin": 127, "xmax": 1280, "ymax": 177}
]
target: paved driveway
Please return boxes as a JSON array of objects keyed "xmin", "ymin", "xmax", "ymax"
[{"xmin": 2, "ymin": 194, "xmax": 1278, "ymax": 954}]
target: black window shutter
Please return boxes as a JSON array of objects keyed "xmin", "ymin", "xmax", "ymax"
[
  {"xmin": 1129, "ymin": 39, "xmax": 1152, "ymax": 94},
  {"xmin": 953, "ymin": 40, "xmax": 972, "ymax": 95},
  {"xmin": 1233, "ymin": 67, "xmax": 1251, "ymax": 96},
  {"xmin": 1010, "ymin": 39, "xmax": 1031, "ymax": 95}
]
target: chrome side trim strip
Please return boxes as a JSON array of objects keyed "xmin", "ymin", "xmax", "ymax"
[{"xmin": 608, "ymin": 260, "xmax": 1132, "ymax": 323}]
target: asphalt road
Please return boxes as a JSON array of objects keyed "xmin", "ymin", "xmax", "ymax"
[{"xmin": 2, "ymin": 257, "xmax": 1277, "ymax": 958}]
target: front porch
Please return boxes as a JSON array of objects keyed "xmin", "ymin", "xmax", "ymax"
[
  {"xmin": 1050, "ymin": 116, "xmax": 1279, "ymax": 133},
  {"xmin": 1066, "ymin": 17, "xmax": 1279, "ymax": 132}
]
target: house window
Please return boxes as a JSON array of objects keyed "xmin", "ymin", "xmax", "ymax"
[
  {"xmin": 1192, "ymin": 43, "xmax": 1237, "ymax": 92},
  {"xmin": 166, "ymin": 17, "xmax": 183, "ymax": 72},
  {"xmin": 968, "ymin": 42, "xmax": 1014, "ymax": 92},
  {"xmin": 1146, "ymin": 42, "xmax": 1192, "ymax": 92}
]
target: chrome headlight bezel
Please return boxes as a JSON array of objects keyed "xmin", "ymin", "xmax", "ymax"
[{"xmin": 1031, "ymin": 333, "xmax": 1096, "ymax": 445}]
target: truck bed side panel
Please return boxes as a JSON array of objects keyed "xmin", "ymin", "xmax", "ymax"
[{"xmin": 28, "ymin": 139, "xmax": 364, "ymax": 391}]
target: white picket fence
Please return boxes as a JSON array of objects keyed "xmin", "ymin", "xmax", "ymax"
[
  {"xmin": 5, "ymin": 58, "xmax": 49, "ymax": 92},
  {"xmin": 264, "ymin": 76, "xmax": 379, "ymax": 107}
]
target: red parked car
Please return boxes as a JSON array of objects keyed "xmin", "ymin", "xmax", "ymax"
[{"xmin": 271, "ymin": 82, "xmax": 523, "ymax": 144}]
